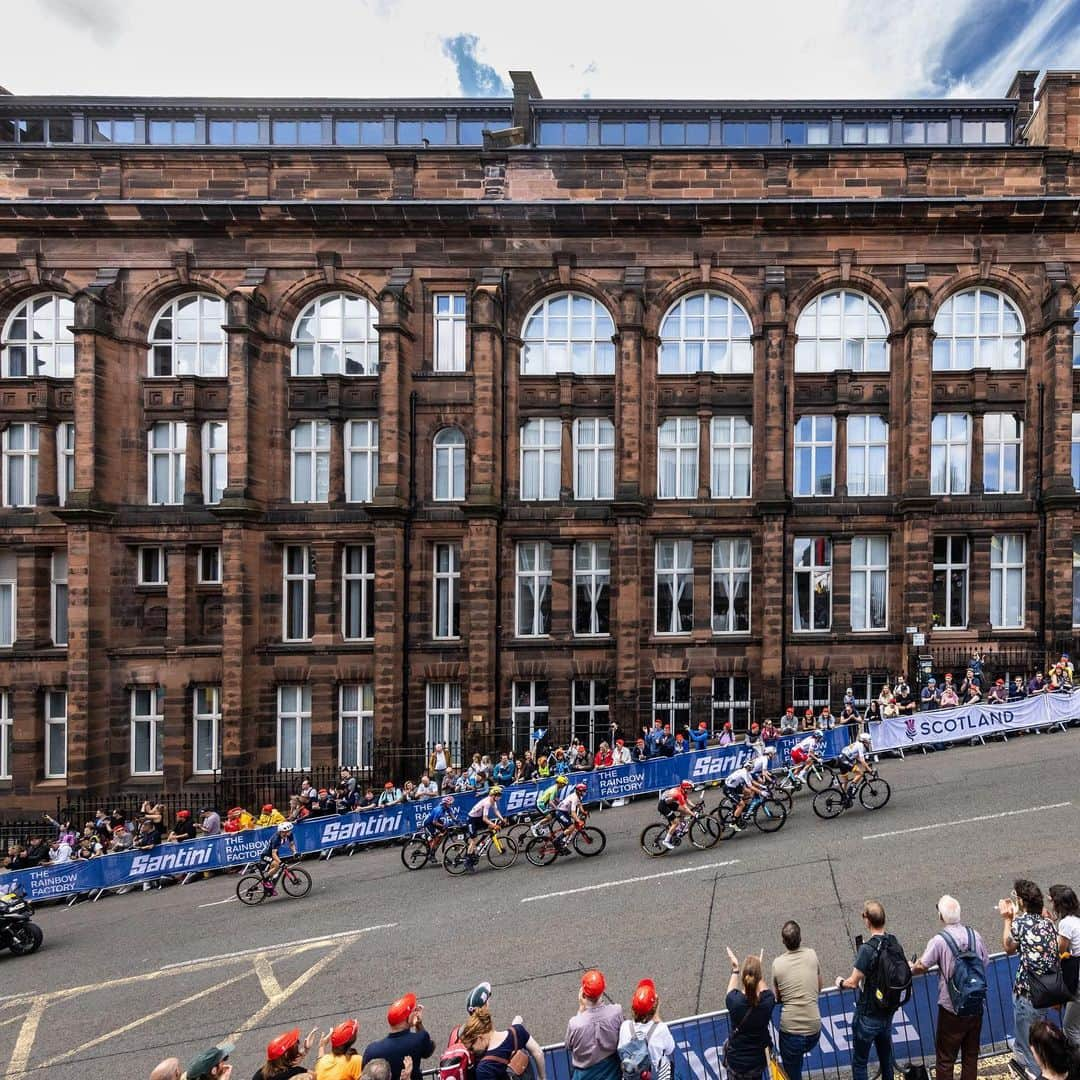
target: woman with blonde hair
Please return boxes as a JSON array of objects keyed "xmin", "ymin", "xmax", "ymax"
[
  {"xmin": 459, "ymin": 1005, "xmax": 546, "ymax": 1080},
  {"xmin": 724, "ymin": 947, "xmax": 776, "ymax": 1080}
]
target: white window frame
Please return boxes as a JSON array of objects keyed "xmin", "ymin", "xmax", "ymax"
[
  {"xmin": 432, "ymin": 542, "xmax": 461, "ymax": 641},
  {"xmin": 1073, "ymin": 303, "xmax": 1080, "ymax": 369},
  {"xmin": 573, "ymin": 417, "xmax": 615, "ymax": 501},
  {"xmin": 1073, "ymin": 414, "xmax": 1080, "ymax": 491},
  {"xmin": 57, "ymin": 421, "xmax": 75, "ymax": 506},
  {"xmin": 655, "ymin": 539, "xmax": 694, "ymax": 635},
  {"xmin": 44, "ymin": 689, "xmax": 67, "ymax": 779},
  {"xmin": 793, "ymin": 416, "xmax": 835, "ymax": 498},
  {"xmin": 712, "ymin": 675, "xmax": 752, "ymax": 731},
  {"xmin": 653, "ymin": 677, "xmax": 691, "ymax": 727},
  {"xmin": 983, "ymin": 413, "xmax": 1022, "ymax": 495},
  {"xmin": 2, "ymin": 421, "xmax": 39, "ymax": 507},
  {"xmin": 711, "ymin": 538, "xmax": 751, "ymax": 634},
  {"xmin": 345, "ymin": 419, "xmax": 379, "ymax": 504},
  {"xmin": 573, "ymin": 540, "xmax": 610, "ymax": 637},
  {"xmin": 846, "ymin": 415, "xmax": 888, "ymax": 497},
  {"xmin": 433, "ymin": 293, "xmax": 467, "ymax": 372},
  {"xmin": 0, "ymin": 691, "xmax": 11, "ymax": 780},
  {"xmin": 291, "ymin": 292, "xmax": 379, "ymax": 377},
  {"xmin": 433, "ymin": 428, "xmax": 466, "ymax": 502},
  {"xmin": 130, "ymin": 686, "xmax": 165, "ymax": 777},
  {"xmin": 282, "ymin": 544, "xmax": 315, "ymax": 642},
  {"xmin": 710, "ymin": 416, "xmax": 752, "ymax": 499},
  {"xmin": 933, "ymin": 288, "xmax": 1025, "ymax": 371},
  {"xmin": 147, "ymin": 420, "xmax": 185, "ymax": 506},
  {"xmin": 1, "ymin": 293, "xmax": 75, "ymax": 379},
  {"xmin": 520, "ymin": 418, "xmax": 562, "ymax": 502},
  {"xmin": 341, "ymin": 543, "xmax": 375, "ymax": 642},
  {"xmin": 197, "ymin": 545, "xmax": 222, "ymax": 585},
  {"xmin": 850, "ymin": 536, "xmax": 889, "ymax": 632},
  {"xmin": 516, "ymin": 541, "xmax": 552, "ymax": 637},
  {"xmin": 793, "ymin": 537, "xmax": 833, "ymax": 632},
  {"xmin": 193, "ymin": 685, "xmax": 221, "ymax": 775},
  {"xmin": 276, "ymin": 685, "xmax": 312, "ymax": 771},
  {"xmin": 990, "ymin": 533, "xmax": 1025, "ymax": 629},
  {"xmin": 0, "ymin": 554, "xmax": 15, "ymax": 648},
  {"xmin": 794, "ymin": 289, "xmax": 890, "ymax": 372},
  {"xmin": 290, "ymin": 420, "xmax": 330, "ymax": 504},
  {"xmin": 571, "ymin": 679, "xmax": 608, "ymax": 753},
  {"xmin": 512, "ymin": 680, "xmax": 550, "ymax": 754},
  {"xmin": 147, "ymin": 293, "xmax": 227, "ymax": 378},
  {"xmin": 137, "ymin": 546, "xmax": 166, "ymax": 586},
  {"xmin": 201, "ymin": 420, "xmax": 228, "ymax": 505},
  {"xmin": 931, "ymin": 413, "xmax": 971, "ymax": 495},
  {"xmin": 425, "ymin": 682, "xmax": 461, "ymax": 750},
  {"xmin": 657, "ymin": 417, "xmax": 699, "ymax": 499},
  {"xmin": 339, "ymin": 683, "xmax": 374, "ymax": 769},
  {"xmin": 792, "ymin": 675, "xmax": 831, "ymax": 713},
  {"xmin": 520, "ymin": 292, "xmax": 616, "ymax": 376},
  {"xmin": 933, "ymin": 535, "xmax": 969, "ymax": 630},
  {"xmin": 51, "ymin": 550, "xmax": 68, "ymax": 647},
  {"xmin": 658, "ymin": 291, "xmax": 753, "ymax": 374}
]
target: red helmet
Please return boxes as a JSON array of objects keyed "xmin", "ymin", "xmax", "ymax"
[
  {"xmin": 267, "ymin": 1029, "xmax": 300, "ymax": 1060},
  {"xmin": 680, "ymin": 780, "xmax": 694, "ymax": 791},
  {"xmin": 581, "ymin": 970, "xmax": 606, "ymax": 999},
  {"xmin": 575, "ymin": 782, "xmax": 587, "ymax": 795},
  {"xmin": 331, "ymin": 1019, "xmax": 359, "ymax": 1050},
  {"xmin": 631, "ymin": 980, "xmax": 659, "ymax": 1020}
]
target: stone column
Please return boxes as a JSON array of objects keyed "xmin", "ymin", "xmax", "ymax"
[
  {"xmin": 614, "ymin": 513, "xmax": 644, "ymax": 735},
  {"xmin": 549, "ymin": 541, "xmax": 572, "ymax": 639},
  {"xmin": 833, "ymin": 408, "xmax": 848, "ymax": 497},
  {"xmin": 35, "ymin": 418, "xmax": 57, "ymax": 506},
  {"xmin": 221, "ymin": 289, "xmax": 261, "ymax": 504},
  {"xmin": 559, "ymin": 416, "xmax": 573, "ymax": 499},
  {"xmin": 696, "ymin": 412, "xmax": 711, "ymax": 500},
  {"xmin": 900, "ymin": 277, "xmax": 933, "ymax": 499},
  {"xmin": 615, "ymin": 273, "xmax": 645, "ymax": 498},
  {"xmin": 758, "ymin": 515, "xmax": 787, "ymax": 717},
  {"xmin": 311, "ymin": 539, "xmax": 336, "ymax": 644},
  {"xmin": 183, "ymin": 419, "xmax": 202, "ymax": 506},
  {"xmin": 328, "ymin": 421, "xmax": 345, "ymax": 504},
  {"xmin": 373, "ymin": 271, "xmax": 414, "ymax": 507},
  {"xmin": 969, "ymin": 409, "xmax": 984, "ymax": 496},
  {"xmin": 165, "ymin": 545, "xmax": 189, "ymax": 648},
  {"xmin": 463, "ymin": 515, "xmax": 499, "ymax": 733},
  {"xmin": 469, "ymin": 273, "xmax": 503, "ymax": 501},
  {"xmin": 70, "ymin": 291, "xmax": 113, "ymax": 505},
  {"xmin": 372, "ymin": 519, "xmax": 406, "ymax": 743},
  {"xmin": 219, "ymin": 520, "xmax": 261, "ymax": 768}
]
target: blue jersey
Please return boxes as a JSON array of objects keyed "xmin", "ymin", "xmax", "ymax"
[
  {"xmin": 260, "ymin": 833, "xmax": 295, "ymax": 860},
  {"xmin": 425, "ymin": 802, "xmax": 457, "ymax": 827}
]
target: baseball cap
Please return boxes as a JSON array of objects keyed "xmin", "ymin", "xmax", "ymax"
[
  {"xmin": 267, "ymin": 1030, "xmax": 300, "ymax": 1060},
  {"xmin": 387, "ymin": 992, "xmax": 417, "ymax": 1026},
  {"xmin": 186, "ymin": 1043, "xmax": 234, "ymax": 1079},
  {"xmin": 581, "ymin": 970, "xmax": 606, "ymax": 999},
  {"xmin": 466, "ymin": 981, "xmax": 492, "ymax": 1014},
  {"xmin": 331, "ymin": 1019, "xmax": 359, "ymax": 1049},
  {"xmin": 631, "ymin": 979, "xmax": 658, "ymax": 1019}
]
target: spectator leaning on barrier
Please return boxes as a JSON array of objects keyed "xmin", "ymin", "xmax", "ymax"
[
  {"xmin": 618, "ymin": 978, "xmax": 675, "ymax": 1080},
  {"xmin": 1029, "ymin": 1020, "xmax": 1080, "ymax": 1080},
  {"xmin": 911, "ymin": 894, "xmax": 989, "ymax": 1080},
  {"xmin": 771, "ymin": 920, "xmax": 822, "ymax": 1080},
  {"xmin": 724, "ymin": 946, "xmax": 775, "ymax": 1080},
  {"xmin": 1048, "ymin": 885, "xmax": 1080, "ymax": 1048},
  {"xmin": 459, "ymin": 1002, "xmax": 547, "ymax": 1080},
  {"xmin": 566, "ymin": 969, "xmax": 624, "ymax": 1080},
  {"xmin": 362, "ymin": 994, "xmax": 434, "ymax": 1080}
]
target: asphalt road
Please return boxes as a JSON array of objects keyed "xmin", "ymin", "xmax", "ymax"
[{"xmin": 1, "ymin": 730, "xmax": 1077, "ymax": 1080}]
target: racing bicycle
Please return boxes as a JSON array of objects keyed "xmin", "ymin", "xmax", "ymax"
[
  {"xmin": 442, "ymin": 825, "xmax": 518, "ymax": 874},
  {"xmin": 710, "ymin": 787, "xmax": 788, "ymax": 838},
  {"xmin": 236, "ymin": 857, "xmax": 312, "ymax": 905},
  {"xmin": 400, "ymin": 824, "xmax": 467, "ymax": 870},
  {"xmin": 640, "ymin": 802, "xmax": 721, "ymax": 856},
  {"xmin": 812, "ymin": 766, "xmax": 891, "ymax": 819},
  {"xmin": 524, "ymin": 812, "xmax": 607, "ymax": 866}
]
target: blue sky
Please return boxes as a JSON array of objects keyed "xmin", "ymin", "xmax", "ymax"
[{"xmin": 4, "ymin": 0, "xmax": 1080, "ymax": 99}]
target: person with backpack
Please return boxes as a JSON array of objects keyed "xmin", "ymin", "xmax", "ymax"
[
  {"xmin": 617, "ymin": 979, "xmax": 676, "ymax": 1080},
  {"xmin": 835, "ymin": 900, "xmax": 911, "ymax": 1080},
  {"xmin": 912, "ymin": 895, "xmax": 989, "ymax": 1080},
  {"xmin": 724, "ymin": 947, "xmax": 776, "ymax": 1080},
  {"xmin": 456, "ymin": 1005, "xmax": 546, "ymax": 1080}
]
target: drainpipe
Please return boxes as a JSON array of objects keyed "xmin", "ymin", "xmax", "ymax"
[
  {"xmin": 493, "ymin": 272, "xmax": 510, "ymax": 748},
  {"xmin": 1036, "ymin": 382, "xmax": 1046, "ymax": 655},
  {"xmin": 403, "ymin": 390, "xmax": 417, "ymax": 745}
]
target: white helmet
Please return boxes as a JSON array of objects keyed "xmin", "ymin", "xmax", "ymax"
[
  {"xmin": 278, "ymin": 821, "xmax": 294, "ymax": 833},
  {"xmin": 859, "ymin": 733, "xmax": 872, "ymax": 747},
  {"xmin": 764, "ymin": 746, "xmax": 778, "ymax": 758}
]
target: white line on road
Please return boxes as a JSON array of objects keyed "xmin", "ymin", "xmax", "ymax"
[
  {"xmin": 520, "ymin": 860, "xmax": 739, "ymax": 904},
  {"xmin": 198, "ymin": 895, "xmax": 238, "ymax": 908},
  {"xmin": 863, "ymin": 802, "xmax": 1072, "ymax": 841}
]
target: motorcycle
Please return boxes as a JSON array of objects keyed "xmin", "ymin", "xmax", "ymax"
[{"xmin": 0, "ymin": 888, "xmax": 43, "ymax": 955}]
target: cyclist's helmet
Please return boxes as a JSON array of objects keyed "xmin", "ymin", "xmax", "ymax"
[
  {"xmin": 764, "ymin": 746, "xmax": 778, "ymax": 758},
  {"xmin": 555, "ymin": 776, "xmax": 569, "ymax": 787},
  {"xmin": 441, "ymin": 795, "xmax": 454, "ymax": 807},
  {"xmin": 814, "ymin": 728, "xmax": 824, "ymax": 738},
  {"xmin": 489, "ymin": 785, "xmax": 504, "ymax": 796},
  {"xmin": 680, "ymin": 779, "xmax": 694, "ymax": 791},
  {"xmin": 278, "ymin": 821, "xmax": 294, "ymax": 833},
  {"xmin": 575, "ymin": 782, "xmax": 587, "ymax": 795},
  {"xmin": 859, "ymin": 733, "xmax": 872, "ymax": 746}
]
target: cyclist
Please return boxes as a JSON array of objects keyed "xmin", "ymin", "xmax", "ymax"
[
  {"xmin": 534, "ymin": 775, "xmax": 568, "ymax": 834},
  {"xmin": 258, "ymin": 820, "xmax": 296, "ymax": 891},
  {"xmin": 790, "ymin": 728, "xmax": 825, "ymax": 783},
  {"xmin": 659, "ymin": 779, "xmax": 697, "ymax": 849},
  {"xmin": 837, "ymin": 732, "xmax": 873, "ymax": 799},
  {"xmin": 423, "ymin": 795, "xmax": 459, "ymax": 858},
  {"xmin": 722, "ymin": 762, "xmax": 767, "ymax": 833},
  {"xmin": 749, "ymin": 745, "xmax": 777, "ymax": 784},
  {"xmin": 464, "ymin": 785, "xmax": 506, "ymax": 870},
  {"xmin": 553, "ymin": 781, "xmax": 588, "ymax": 851}
]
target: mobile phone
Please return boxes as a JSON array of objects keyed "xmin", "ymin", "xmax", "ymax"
[{"xmin": 854, "ymin": 934, "xmax": 864, "ymax": 950}]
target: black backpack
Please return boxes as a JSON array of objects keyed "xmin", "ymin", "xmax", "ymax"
[{"xmin": 864, "ymin": 934, "xmax": 912, "ymax": 1014}]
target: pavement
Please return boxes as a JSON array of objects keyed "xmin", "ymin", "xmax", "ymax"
[{"xmin": 0, "ymin": 729, "xmax": 1076, "ymax": 1080}]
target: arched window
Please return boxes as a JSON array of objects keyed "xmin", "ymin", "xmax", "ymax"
[
  {"xmin": 933, "ymin": 287, "xmax": 1024, "ymax": 371},
  {"xmin": 433, "ymin": 427, "xmax": 466, "ymax": 501},
  {"xmin": 2, "ymin": 293, "xmax": 75, "ymax": 378},
  {"xmin": 147, "ymin": 294, "xmax": 226, "ymax": 377},
  {"xmin": 795, "ymin": 289, "xmax": 889, "ymax": 372},
  {"xmin": 292, "ymin": 292, "xmax": 379, "ymax": 377},
  {"xmin": 659, "ymin": 291, "xmax": 752, "ymax": 374},
  {"xmin": 521, "ymin": 292, "xmax": 615, "ymax": 376}
]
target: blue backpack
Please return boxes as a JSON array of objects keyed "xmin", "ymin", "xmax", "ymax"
[{"xmin": 940, "ymin": 928, "xmax": 987, "ymax": 1017}]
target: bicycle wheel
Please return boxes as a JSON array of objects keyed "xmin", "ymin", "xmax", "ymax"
[
  {"xmin": 709, "ymin": 800, "xmax": 738, "ymax": 841},
  {"xmin": 524, "ymin": 837, "xmax": 558, "ymax": 866},
  {"xmin": 859, "ymin": 776, "xmax": 892, "ymax": 811},
  {"xmin": 771, "ymin": 788, "xmax": 794, "ymax": 813},
  {"xmin": 813, "ymin": 788, "xmax": 846, "ymax": 820},
  {"xmin": 640, "ymin": 823, "xmax": 669, "ymax": 857},
  {"xmin": 401, "ymin": 837, "xmax": 434, "ymax": 870},
  {"xmin": 236, "ymin": 875, "xmax": 268, "ymax": 906},
  {"xmin": 443, "ymin": 841, "xmax": 470, "ymax": 875},
  {"xmin": 806, "ymin": 764, "xmax": 833, "ymax": 793},
  {"xmin": 486, "ymin": 834, "xmax": 518, "ymax": 870},
  {"xmin": 689, "ymin": 817, "xmax": 721, "ymax": 850},
  {"xmin": 281, "ymin": 866, "xmax": 312, "ymax": 897},
  {"xmin": 573, "ymin": 826, "xmax": 607, "ymax": 857},
  {"xmin": 753, "ymin": 798, "xmax": 788, "ymax": 833},
  {"xmin": 504, "ymin": 821, "xmax": 532, "ymax": 850}
]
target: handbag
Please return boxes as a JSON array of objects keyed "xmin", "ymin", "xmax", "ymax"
[
  {"xmin": 1029, "ymin": 964, "xmax": 1072, "ymax": 1010},
  {"xmin": 482, "ymin": 1026, "xmax": 531, "ymax": 1078},
  {"xmin": 720, "ymin": 1002, "xmax": 751, "ymax": 1072},
  {"xmin": 902, "ymin": 1065, "xmax": 930, "ymax": 1080}
]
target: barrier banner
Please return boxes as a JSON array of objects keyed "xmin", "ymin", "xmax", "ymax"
[
  {"xmin": 0, "ymin": 727, "xmax": 852, "ymax": 900},
  {"xmin": 869, "ymin": 688, "xmax": 1080, "ymax": 752}
]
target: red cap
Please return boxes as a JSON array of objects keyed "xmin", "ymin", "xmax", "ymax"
[
  {"xmin": 331, "ymin": 1019, "xmax": 359, "ymax": 1049},
  {"xmin": 581, "ymin": 970, "xmax": 606, "ymax": 999},
  {"xmin": 996, "ymin": 679, "xmax": 1005, "ymax": 686},
  {"xmin": 176, "ymin": 810, "xmax": 190, "ymax": 819},
  {"xmin": 387, "ymin": 993, "xmax": 417, "ymax": 1026},
  {"xmin": 267, "ymin": 1029, "xmax": 300, "ymax": 1060},
  {"xmin": 786, "ymin": 707, "xmax": 795, "ymax": 713},
  {"xmin": 723, "ymin": 722, "xmax": 732, "ymax": 730},
  {"xmin": 262, "ymin": 804, "xmax": 274, "ymax": 813},
  {"xmin": 318, "ymin": 789, "xmax": 328, "ymax": 796},
  {"xmin": 384, "ymin": 782, "xmax": 395, "ymax": 789},
  {"xmin": 698, "ymin": 722, "xmax": 707, "ymax": 730},
  {"xmin": 228, "ymin": 807, "xmax": 242, "ymax": 817},
  {"xmin": 615, "ymin": 739, "xmax": 624, "ymax": 746},
  {"xmin": 631, "ymin": 980, "xmax": 659, "ymax": 1019}
]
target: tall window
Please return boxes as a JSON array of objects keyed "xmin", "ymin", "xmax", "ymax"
[
  {"xmin": 933, "ymin": 536, "xmax": 969, "ymax": 629},
  {"xmin": 1072, "ymin": 414, "xmax": 1080, "ymax": 491},
  {"xmin": 792, "ymin": 676, "xmax": 831, "ymax": 714},
  {"xmin": 193, "ymin": 686, "xmax": 221, "ymax": 775},
  {"xmin": 1073, "ymin": 538, "xmax": 1080, "ymax": 628},
  {"xmin": 433, "ymin": 428, "xmax": 466, "ymax": 501},
  {"xmin": 147, "ymin": 420, "xmax": 185, "ymax": 505},
  {"xmin": 433, "ymin": 542, "xmax": 461, "ymax": 640},
  {"xmin": 283, "ymin": 545, "xmax": 315, "ymax": 642},
  {"xmin": 292, "ymin": 293, "xmax": 379, "ymax": 376},
  {"xmin": 793, "ymin": 416, "xmax": 834, "ymax": 497},
  {"xmin": 572, "ymin": 680, "xmax": 609, "ymax": 753},
  {"xmin": 573, "ymin": 418, "xmax": 615, "ymax": 500},
  {"xmin": 0, "ymin": 692, "xmax": 10, "ymax": 780},
  {"xmin": 148, "ymin": 294, "xmax": 226, "ymax": 377},
  {"xmin": 520, "ymin": 418, "xmax": 562, "ymax": 501},
  {"xmin": 793, "ymin": 537, "xmax": 832, "ymax": 632},
  {"xmin": 657, "ymin": 418, "xmax": 699, "ymax": 499},
  {"xmin": 57, "ymin": 422, "xmax": 74, "ymax": 506},
  {"xmin": 851, "ymin": 674, "xmax": 889, "ymax": 711},
  {"xmin": 795, "ymin": 290, "xmax": 889, "ymax": 372},
  {"xmin": 131, "ymin": 687, "xmax": 165, "ymax": 776},
  {"xmin": 931, "ymin": 414, "xmax": 971, "ymax": 495},
  {"xmin": 516, "ymin": 541, "xmax": 552, "ymax": 637},
  {"xmin": 711, "ymin": 538, "xmax": 751, "ymax": 634},
  {"xmin": 983, "ymin": 414, "xmax": 1022, "ymax": 495},
  {"xmin": 44, "ymin": 690, "xmax": 67, "ymax": 779},
  {"xmin": 512, "ymin": 681, "xmax": 549, "ymax": 752},
  {"xmin": 712, "ymin": 676, "xmax": 752, "ymax": 731},
  {"xmin": 851, "ymin": 536, "xmax": 888, "ymax": 631},
  {"xmin": 654, "ymin": 678, "xmax": 691, "ymax": 727},
  {"xmin": 198, "ymin": 545, "xmax": 222, "ymax": 585},
  {"xmin": 138, "ymin": 546, "xmax": 166, "ymax": 586},
  {"xmin": 342, "ymin": 544, "xmax": 375, "ymax": 641},
  {"xmin": 847, "ymin": 415, "xmax": 888, "ymax": 497},
  {"xmin": 434, "ymin": 294, "xmax": 467, "ymax": 372},
  {"xmin": 2, "ymin": 294, "xmax": 75, "ymax": 378},
  {"xmin": 340, "ymin": 684, "xmax": 374, "ymax": 769},
  {"xmin": 521, "ymin": 293, "xmax": 615, "ymax": 376},
  {"xmin": 345, "ymin": 419, "xmax": 379, "ymax": 503},
  {"xmin": 0, "ymin": 552, "xmax": 14, "ymax": 648},
  {"xmin": 201, "ymin": 421, "xmax": 228, "ymax": 505},
  {"xmin": 710, "ymin": 416, "xmax": 752, "ymax": 498},
  {"xmin": 3, "ymin": 422, "xmax": 38, "ymax": 506},
  {"xmin": 277, "ymin": 685, "xmax": 312, "ymax": 771},
  {"xmin": 425, "ymin": 682, "xmax": 461, "ymax": 750},
  {"xmin": 933, "ymin": 288, "xmax": 1024, "ymax": 370},
  {"xmin": 659, "ymin": 292, "xmax": 753, "ymax": 374},
  {"xmin": 574, "ymin": 540, "xmax": 610, "ymax": 636},
  {"xmin": 655, "ymin": 539, "xmax": 693, "ymax": 634},
  {"xmin": 291, "ymin": 420, "xmax": 330, "ymax": 503},
  {"xmin": 990, "ymin": 534, "xmax": 1025, "ymax": 628},
  {"xmin": 51, "ymin": 550, "xmax": 68, "ymax": 647}
]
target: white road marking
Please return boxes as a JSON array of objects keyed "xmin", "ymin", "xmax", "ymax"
[
  {"xmin": 520, "ymin": 860, "xmax": 739, "ymax": 903},
  {"xmin": 198, "ymin": 895, "xmax": 239, "ymax": 908},
  {"xmin": 254, "ymin": 953, "xmax": 283, "ymax": 1000},
  {"xmin": 6, "ymin": 998, "xmax": 45, "ymax": 1080},
  {"xmin": 863, "ymin": 801, "xmax": 1072, "ymax": 841}
]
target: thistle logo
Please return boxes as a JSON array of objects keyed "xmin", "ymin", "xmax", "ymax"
[
  {"xmin": 321, "ymin": 810, "xmax": 403, "ymax": 845},
  {"xmin": 130, "ymin": 845, "xmax": 213, "ymax": 877},
  {"xmin": 904, "ymin": 715, "xmax": 917, "ymax": 740}
]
